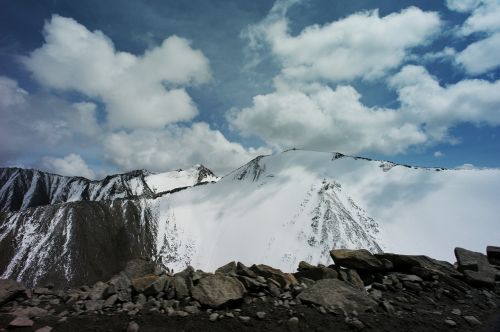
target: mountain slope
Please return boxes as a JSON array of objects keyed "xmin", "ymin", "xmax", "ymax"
[
  {"xmin": 0, "ymin": 165, "xmax": 217, "ymax": 212},
  {"xmin": 1, "ymin": 149, "xmax": 499, "ymax": 288}
]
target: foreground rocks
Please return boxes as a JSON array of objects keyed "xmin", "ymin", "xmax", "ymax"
[{"xmin": 1, "ymin": 248, "xmax": 500, "ymax": 331}]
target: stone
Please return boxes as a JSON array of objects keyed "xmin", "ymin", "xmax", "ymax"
[
  {"xmin": 89, "ymin": 281, "xmax": 108, "ymax": 300},
  {"xmin": 256, "ymin": 311, "xmax": 266, "ymax": 320},
  {"xmin": 104, "ymin": 294, "xmax": 118, "ymax": 307},
  {"xmin": 250, "ymin": 264, "xmax": 297, "ymax": 288},
  {"xmin": 463, "ymin": 270, "xmax": 496, "ymax": 288},
  {"xmin": 487, "ymin": 246, "xmax": 500, "ymax": 266},
  {"xmin": 381, "ymin": 301, "xmax": 395, "ymax": 314},
  {"xmin": 346, "ymin": 318, "xmax": 365, "ymax": 330},
  {"xmin": 294, "ymin": 266, "xmax": 338, "ymax": 281},
  {"xmin": 455, "ymin": 247, "xmax": 488, "ymax": 271},
  {"xmin": 444, "ymin": 319, "xmax": 456, "ymax": 327},
  {"xmin": 463, "ymin": 315, "xmax": 481, "ymax": 326},
  {"xmin": 287, "ymin": 317, "xmax": 299, "ymax": 331},
  {"xmin": 239, "ymin": 316, "xmax": 251, "ymax": 323},
  {"xmin": 192, "ymin": 274, "xmax": 246, "ymax": 307},
  {"xmin": 397, "ymin": 274, "xmax": 423, "ymax": 283},
  {"xmin": 34, "ymin": 287, "xmax": 53, "ymax": 295},
  {"xmin": 297, "ymin": 279, "xmax": 377, "ymax": 312},
  {"xmin": 132, "ymin": 275, "xmax": 159, "ymax": 293},
  {"xmin": 172, "ymin": 276, "xmax": 190, "ymax": 299},
  {"xmin": 9, "ymin": 316, "xmax": 34, "ymax": 327},
  {"xmin": 11, "ymin": 306, "xmax": 49, "ymax": 318},
  {"xmin": 345, "ymin": 269, "xmax": 365, "ymax": 292},
  {"xmin": 108, "ymin": 273, "xmax": 132, "ymax": 302},
  {"xmin": 35, "ymin": 327, "xmax": 52, "ymax": 332},
  {"xmin": 215, "ymin": 261, "xmax": 237, "ymax": 274},
  {"xmin": 298, "ymin": 261, "xmax": 316, "ymax": 271},
  {"xmin": 184, "ymin": 305, "xmax": 199, "ymax": 314},
  {"xmin": 330, "ymin": 249, "xmax": 385, "ymax": 271},
  {"xmin": 134, "ymin": 293, "xmax": 147, "ymax": 305},
  {"xmin": 144, "ymin": 276, "xmax": 168, "ymax": 296},
  {"xmin": 209, "ymin": 313, "xmax": 219, "ymax": 321},
  {"xmin": 0, "ymin": 279, "xmax": 27, "ymax": 305},
  {"xmin": 123, "ymin": 258, "xmax": 158, "ymax": 279},
  {"xmin": 376, "ymin": 253, "xmax": 460, "ymax": 277},
  {"xmin": 451, "ymin": 308, "xmax": 461, "ymax": 316},
  {"xmin": 85, "ymin": 299, "xmax": 104, "ymax": 311},
  {"xmin": 237, "ymin": 262, "xmax": 258, "ymax": 278},
  {"xmin": 127, "ymin": 321, "xmax": 140, "ymax": 332}
]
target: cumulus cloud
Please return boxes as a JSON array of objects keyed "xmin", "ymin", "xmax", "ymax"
[
  {"xmin": 229, "ymin": 65, "xmax": 500, "ymax": 154},
  {"xmin": 104, "ymin": 123, "xmax": 271, "ymax": 175},
  {"xmin": 23, "ymin": 15, "xmax": 211, "ymax": 129},
  {"xmin": 434, "ymin": 151, "xmax": 444, "ymax": 158},
  {"xmin": 446, "ymin": 0, "xmax": 500, "ymax": 75},
  {"xmin": 244, "ymin": 3, "xmax": 441, "ymax": 82},
  {"xmin": 41, "ymin": 154, "xmax": 96, "ymax": 179}
]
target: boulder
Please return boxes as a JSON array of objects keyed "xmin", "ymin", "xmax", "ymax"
[
  {"xmin": 455, "ymin": 247, "xmax": 489, "ymax": 272},
  {"xmin": 89, "ymin": 281, "xmax": 108, "ymax": 300},
  {"xmin": 237, "ymin": 262, "xmax": 258, "ymax": 278},
  {"xmin": 215, "ymin": 262, "xmax": 237, "ymax": 274},
  {"xmin": 330, "ymin": 249, "xmax": 385, "ymax": 271},
  {"xmin": 10, "ymin": 306, "xmax": 49, "ymax": 318},
  {"xmin": 463, "ymin": 270, "xmax": 496, "ymax": 288},
  {"xmin": 375, "ymin": 253, "xmax": 460, "ymax": 277},
  {"xmin": 0, "ymin": 279, "xmax": 27, "ymax": 305},
  {"xmin": 250, "ymin": 264, "xmax": 297, "ymax": 288},
  {"xmin": 191, "ymin": 274, "xmax": 246, "ymax": 307},
  {"xmin": 123, "ymin": 258, "xmax": 159, "ymax": 279},
  {"xmin": 172, "ymin": 276, "xmax": 190, "ymax": 299},
  {"xmin": 297, "ymin": 279, "xmax": 376, "ymax": 312},
  {"xmin": 108, "ymin": 273, "xmax": 132, "ymax": 302},
  {"xmin": 9, "ymin": 316, "xmax": 34, "ymax": 327},
  {"xmin": 132, "ymin": 275, "xmax": 159, "ymax": 293},
  {"xmin": 144, "ymin": 276, "xmax": 169, "ymax": 296},
  {"xmin": 486, "ymin": 246, "xmax": 500, "ymax": 266},
  {"xmin": 298, "ymin": 261, "xmax": 316, "ymax": 271},
  {"xmin": 294, "ymin": 266, "xmax": 338, "ymax": 281}
]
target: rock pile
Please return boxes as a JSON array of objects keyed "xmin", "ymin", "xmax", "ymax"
[{"xmin": 1, "ymin": 247, "xmax": 499, "ymax": 331}]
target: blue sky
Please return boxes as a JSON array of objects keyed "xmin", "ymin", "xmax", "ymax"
[{"xmin": 1, "ymin": 0, "xmax": 500, "ymax": 178}]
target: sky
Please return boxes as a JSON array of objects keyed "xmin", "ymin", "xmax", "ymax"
[{"xmin": 1, "ymin": 0, "xmax": 500, "ymax": 178}]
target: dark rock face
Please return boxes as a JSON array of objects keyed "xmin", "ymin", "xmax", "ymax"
[
  {"xmin": 0, "ymin": 200, "xmax": 157, "ymax": 288},
  {"xmin": 297, "ymin": 278, "xmax": 376, "ymax": 312},
  {"xmin": 375, "ymin": 253, "xmax": 460, "ymax": 277},
  {"xmin": 0, "ymin": 167, "xmax": 154, "ymax": 213},
  {"xmin": 0, "ymin": 279, "xmax": 27, "ymax": 305},
  {"xmin": 455, "ymin": 247, "xmax": 499, "ymax": 288}
]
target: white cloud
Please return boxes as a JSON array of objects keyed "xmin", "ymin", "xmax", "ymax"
[
  {"xmin": 229, "ymin": 65, "xmax": 500, "ymax": 154},
  {"xmin": 41, "ymin": 153, "xmax": 96, "ymax": 179},
  {"xmin": 104, "ymin": 123, "xmax": 271, "ymax": 175},
  {"xmin": 244, "ymin": 4, "xmax": 441, "ymax": 82},
  {"xmin": 456, "ymin": 32, "xmax": 500, "ymax": 75},
  {"xmin": 434, "ymin": 151, "xmax": 444, "ymax": 158},
  {"xmin": 447, "ymin": 0, "xmax": 500, "ymax": 35},
  {"xmin": 23, "ymin": 15, "xmax": 211, "ymax": 129}
]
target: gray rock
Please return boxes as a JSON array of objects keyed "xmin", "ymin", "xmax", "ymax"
[
  {"xmin": 108, "ymin": 273, "xmax": 132, "ymax": 302},
  {"xmin": 381, "ymin": 301, "xmax": 395, "ymax": 314},
  {"xmin": 256, "ymin": 311, "xmax": 266, "ymax": 320},
  {"xmin": 127, "ymin": 321, "xmax": 140, "ymax": 332},
  {"xmin": 215, "ymin": 261, "xmax": 237, "ymax": 274},
  {"xmin": 209, "ymin": 313, "xmax": 219, "ymax": 321},
  {"xmin": 192, "ymin": 274, "xmax": 246, "ymax": 307},
  {"xmin": 237, "ymin": 262, "xmax": 258, "ymax": 278},
  {"xmin": 375, "ymin": 253, "xmax": 460, "ymax": 277},
  {"xmin": 297, "ymin": 279, "xmax": 376, "ymax": 312},
  {"xmin": 184, "ymin": 305, "xmax": 200, "ymax": 314},
  {"xmin": 176, "ymin": 310, "xmax": 189, "ymax": 317},
  {"xmin": 455, "ymin": 247, "xmax": 488, "ymax": 271},
  {"xmin": 463, "ymin": 315, "xmax": 481, "ymax": 326},
  {"xmin": 444, "ymin": 319, "xmax": 456, "ymax": 327},
  {"xmin": 346, "ymin": 317, "xmax": 365, "ymax": 330},
  {"xmin": 345, "ymin": 269, "xmax": 365, "ymax": 292},
  {"xmin": 10, "ymin": 306, "xmax": 49, "ymax": 318},
  {"xmin": 487, "ymin": 246, "xmax": 500, "ymax": 266},
  {"xmin": 134, "ymin": 293, "xmax": 147, "ymax": 305},
  {"xmin": 294, "ymin": 266, "xmax": 338, "ymax": 281},
  {"xmin": 451, "ymin": 308, "xmax": 461, "ymax": 316},
  {"xmin": 397, "ymin": 274, "xmax": 423, "ymax": 283},
  {"xmin": 35, "ymin": 326, "xmax": 53, "ymax": 332},
  {"xmin": 172, "ymin": 276, "xmax": 190, "ymax": 299},
  {"xmin": 463, "ymin": 270, "xmax": 496, "ymax": 288},
  {"xmin": 104, "ymin": 294, "xmax": 118, "ymax": 307},
  {"xmin": 0, "ymin": 279, "xmax": 27, "ymax": 305},
  {"xmin": 85, "ymin": 299, "xmax": 104, "ymax": 311},
  {"xmin": 298, "ymin": 261, "xmax": 316, "ymax": 271},
  {"xmin": 239, "ymin": 316, "xmax": 251, "ymax": 323},
  {"xmin": 144, "ymin": 276, "xmax": 168, "ymax": 296},
  {"xmin": 89, "ymin": 281, "xmax": 108, "ymax": 300},
  {"xmin": 331, "ymin": 249, "xmax": 385, "ymax": 271},
  {"xmin": 9, "ymin": 316, "xmax": 34, "ymax": 327},
  {"xmin": 250, "ymin": 264, "xmax": 297, "ymax": 287},
  {"xmin": 123, "ymin": 258, "xmax": 158, "ymax": 279}
]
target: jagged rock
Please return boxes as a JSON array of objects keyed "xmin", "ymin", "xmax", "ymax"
[
  {"xmin": 0, "ymin": 279, "xmax": 27, "ymax": 305},
  {"xmin": 463, "ymin": 315, "xmax": 481, "ymax": 326},
  {"xmin": 108, "ymin": 273, "xmax": 132, "ymax": 302},
  {"xmin": 123, "ymin": 258, "xmax": 158, "ymax": 279},
  {"xmin": 215, "ymin": 262, "xmax": 237, "ymax": 274},
  {"xmin": 191, "ymin": 274, "xmax": 246, "ymax": 307},
  {"xmin": 104, "ymin": 294, "xmax": 118, "ymax": 307},
  {"xmin": 487, "ymin": 246, "xmax": 500, "ymax": 266},
  {"xmin": 397, "ymin": 274, "xmax": 423, "ymax": 283},
  {"xmin": 381, "ymin": 300, "xmax": 395, "ymax": 314},
  {"xmin": 89, "ymin": 281, "xmax": 108, "ymax": 300},
  {"xmin": 462, "ymin": 270, "xmax": 496, "ymax": 288},
  {"xmin": 239, "ymin": 316, "xmax": 251, "ymax": 323},
  {"xmin": 9, "ymin": 316, "xmax": 34, "ymax": 327},
  {"xmin": 256, "ymin": 311, "xmax": 266, "ymax": 319},
  {"xmin": 330, "ymin": 249, "xmax": 385, "ymax": 271},
  {"xmin": 444, "ymin": 319, "xmax": 456, "ymax": 327},
  {"xmin": 237, "ymin": 262, "xmax": 257, "ymax": 278},
  {"xmin": 344, "ymin": 269, "xmax": 365, "ymax": 292},
  {"xmin": 172, "ymin": 276, "xmax": 190, "ymax": 299},
  {"xmin": 209, "ymin": 313, "xmax": 219, "ymax": 321},
  {"xmin": 297, "ymin": 279, "xmax": 376, "ymax": 312},
  {"xmin": 144, "ymin": 276, "xmax": 168, "ymax": 296},
  {"xmin": 134, "ymin": 293, "xmax": 147, "ymax": 306},
  {"xmin": 294, "ymin": 266, "xmax": 338, "ymax": 281},
  {"xmin": 132, "ymin": 275, "xmax": 159, "ymax": 293},
  {"xmin": 375, "ymin": 253, "xmax": 460, "ymax": 277},
  {"xmin": 298, "ymin": 261, "xmax": 316, "ymax": 271},
  {"xmin": 85, "ymin": 299, "xmax": 104, "ymax": 311},
  {"xmin": 455, "ymin": 247, "xmax": 490, "ymax": 272},
  {"xmin": 250, "ymin": 264, "xmax": 297, "ymax": 288}
]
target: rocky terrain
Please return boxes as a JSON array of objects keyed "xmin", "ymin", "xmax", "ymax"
[{"xmin": 1, "ymin": 246, "xmax": 499, "ymax": 331}]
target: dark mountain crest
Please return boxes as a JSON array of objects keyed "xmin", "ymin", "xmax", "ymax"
[
  {"xmin": 232, "ymin": 156, "xmax": 267, "ymax": 181},
  {"xmin": 195, "ymin": 164, "xmax": 217, "ymax": 184}
]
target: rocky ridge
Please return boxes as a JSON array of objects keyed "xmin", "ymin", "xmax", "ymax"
[{"xmin": 1, "ymin": 246, "xmax": 499, "ymax": 331}]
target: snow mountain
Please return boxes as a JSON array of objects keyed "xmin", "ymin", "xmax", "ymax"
[
  {"xmin": 1, "ymin": 150, "xmax": 499, "ymax": 288},
  {"xmin": 0, "ymin": 165, "xmax": 217, "ymax": 212}
]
